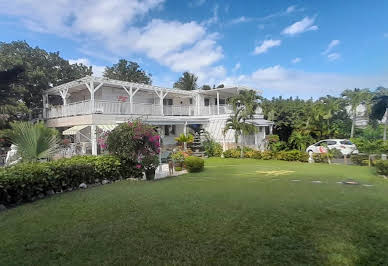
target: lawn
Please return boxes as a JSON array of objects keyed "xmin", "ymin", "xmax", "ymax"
[{"xmin": 1, "ymin": 158, "xmax": 388, "ymax": 265}]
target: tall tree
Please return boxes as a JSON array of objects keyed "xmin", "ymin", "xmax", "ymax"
[
  {"xmin": 103, "ymin": 59, "xmax": 152, "ymax": 84},
  {"xmin": 341, "ymin": 88, "xmax": 372, "ymax": 138},
  {"xmin": 225, "ymin": 90, "xmax": 259, "ymax": 157},
  {"xmin": 173, "ymin": 72, "xmax": 198, "ymax": 91},
  {"xmin": 0, "ymin": 65, "xmax": 27, "ymax": 129},
  {"xmin": 370, "ymin": 95, "xmax": 388, "ymax": 141},
  {"xmin": 0, "ymin": 41, "xmax": 92, "ymax": 110}
]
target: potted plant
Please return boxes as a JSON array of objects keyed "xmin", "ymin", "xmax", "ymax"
[
  {"xmin": 142, "ymin": 155, "xmax": 160, "ymax": 180},
  {"xmin": 171, "ymin": 151, "xmax": 185, "ymax": 169}
]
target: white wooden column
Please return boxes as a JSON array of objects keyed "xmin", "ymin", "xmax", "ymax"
[
  {"xmin": 86, "ymin": 81, "xmax": 94, "ymax": 113},
  {"xmin": 196, "ymin": 94, "xmax": 200, "ymax": 115},
  {"xmin": 59, "ymin": 88, "xmax": 68, "ymax": 117},
  {"xmin": 42, "ymin": 93, "xmax": 48, "ymax": 119},
  {"xmin": 86, "ymin": 81, "xmax": 104, "ymax": 114},
  {"xmin": 91, "ymin": 125, "xmax": 97, "ymax": 155},
  {"xmin": 122, "ymin": 85, "xmax": 140, "ymax": 114},
  {"xmin": 216, "ymin": 92, "xmax": 220, "ymax": 115},
  {"xmin": 183, "ymin": 121, "xmax": 188, "ymax": 150},
  {"xmin": 269, "ymin": 125, "xmax": 273, "ymax": 135},
  {"xmin": 59, "ymin": 88, "xmax": 68, "ymax": 106},
  {"xmin": 155, "ymin": 90, "xmax": 168, "ymax": 116}
]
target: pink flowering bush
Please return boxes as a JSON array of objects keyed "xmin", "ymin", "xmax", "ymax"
[{"xmin": 105, "ymin": 120, "xmax": 160, "ymax": 179}]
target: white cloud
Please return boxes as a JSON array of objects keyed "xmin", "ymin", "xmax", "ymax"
[
  {"xmin": 133, "ymin": 20, "xmax": 206, "ymax": 59},
  {"xmin": 69, "ymin": 58, "xmax": 105, "ymax": 77},
  {"xmin": 384, "ymin": 33, "xmax": 388, "ymax": 38},
  {"xmin": 189, "ymin": 0, "xmax": 206, "ymax": 7},
  {"xmin": 162, "ymin": 38, "xmax": 223, "ymax": 72},
  {"xmin": 327, "ymin": 53, "xmax": 341, "ymax": 61},
  {"xmin": 286, "ymin": 6, "xmax": 296, "ymax": 13},
  {"xmin": 230, "ymin": 16, "xmax": 251, "ymax": 24},
  {"xmin": 232, "ymin": 62, "xmax": 241, "ymax": 72},
  {"xmin": 0, "ymin": 0, "xmax": 224, "ymax": 76},
  {"xmin": 291, "ymin": 57, "xmax": 301, "ymax": 64},
  {"xmin": 220, "ymin": 65, "xmax": 388, "ymax": 98},
  {"xmin": 202, "ymin": 4, "xmax": 219, "ymax": 26},
  {"xmin": 323, "ymin": 40, "xmax": 340, "ymax": 55},
  {"xmin": 282, "ymin": 16, "xmax": 318, "ymax": 36},
  {"xmin": 254, "ymin": 39, "xmax": 282, "ymax": 55}
]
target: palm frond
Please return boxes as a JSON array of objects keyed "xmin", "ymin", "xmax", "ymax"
[{"xmin": 9, "ymin": 122, "xmax": 60, "ymax": 162}]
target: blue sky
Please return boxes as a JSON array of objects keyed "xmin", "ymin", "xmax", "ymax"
[{"xmin": 0, "ymin": 0, "xmax": 387, "ymax": 98}]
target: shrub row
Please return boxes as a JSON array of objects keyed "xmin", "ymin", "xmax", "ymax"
[
  {"xmin": 0, "ymin": 155, "xmax": 124, "ymax": 206},
  {"xmin": 224, "ymin": 148, "xmax": 308, "ymax": 162}
]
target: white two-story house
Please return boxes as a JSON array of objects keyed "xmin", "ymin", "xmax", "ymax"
[{"xmin": 43, "ymin": 76, "xmax": 273, "ymax": 155}]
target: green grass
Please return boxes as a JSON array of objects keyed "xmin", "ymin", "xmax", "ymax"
[{"xmin": 1, "ymin": 158, "xmax": 388, "ymax": 265}]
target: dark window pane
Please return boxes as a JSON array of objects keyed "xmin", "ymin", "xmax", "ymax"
[{"xmin": 164, "ymin": 125, "xmax": 169, "ymax": 136}]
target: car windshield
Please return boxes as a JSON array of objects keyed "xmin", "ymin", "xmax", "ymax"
[{"xmin": 340, "ymin": 140, "xmax": 352, "ymax": 145}]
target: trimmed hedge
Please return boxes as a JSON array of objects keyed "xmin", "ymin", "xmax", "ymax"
[
  {"xmin": 0, "ymin": 155, "xmax": 123, "ymax": 206},
  {"xmin": 223, "ymin": 148, "xmax": 241, "ymax": 158},
  {"xmin": 276, "ymin": 150, "xmax": 309, "ymax": 162},
  {"xmin": 223, "ymin": 148, "xmax": 307, "ymax": 162},
  {"xmin": 184, "ymin": 156, "xmax": 204, "ymax": 173}
]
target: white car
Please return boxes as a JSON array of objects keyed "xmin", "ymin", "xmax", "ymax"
[{"xmin": 306, "ymin": 139, "xmax": 359, "ymax": 156}]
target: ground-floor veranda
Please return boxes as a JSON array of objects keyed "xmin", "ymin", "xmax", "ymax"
[{"xmin": 47, "ymin": 114, "xmax": 273, "ymax": 158}]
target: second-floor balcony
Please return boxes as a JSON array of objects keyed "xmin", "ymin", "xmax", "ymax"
[{"xmin": 46, "ymin": 100, "xmax": 233, "ymax": 119}]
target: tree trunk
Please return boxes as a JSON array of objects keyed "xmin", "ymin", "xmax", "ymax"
[
  {"xmin": 350, "ymin": 111, "xmax": 356, "ymax": 138},
  {"xmin": 240, "ymin": 134, "xmax": 244, "ymax": 158},
  {"xmin": 384, "ymin": 108, "xmax": 388, "ymax": 142},
  {"xmin": 368, "ymin": 154, "xmax": 371, "ymax": 167}
]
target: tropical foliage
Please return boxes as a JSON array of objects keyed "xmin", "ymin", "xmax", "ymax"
[
  {"xmin": 106, "ymin": 120, "xmax": 160, "ymax": 177},
  {"xmin": 0, "ymin": 155, "xmax": 122, "ymax": 206},
  {"xmin": 7, "ymin": 122, "xmax": 59, "ymax": 162},
  {"xmin": 103, "ymin": 59, "xmax": 152, "ymax": 84},
  {"xmin": 173, "ymin": 72, "xmax": 198, "ymax": 90},
  {"xmin": 224, "ymin": 90, "xmax": 259, "ymax": 157},
  {"xmin": 341, "ymin": 88, "xmax": 373, "ymax": 138}
]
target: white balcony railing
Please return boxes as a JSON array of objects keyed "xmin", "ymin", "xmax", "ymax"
[{"xmin": 46, "ymin": 100, "xmax": 233, "ymax": 119}]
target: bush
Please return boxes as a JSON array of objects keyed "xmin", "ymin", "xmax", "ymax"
[
  {"xmin": 276, "ymin": 150, "xmax": 309, "ymax": 162},
  {"xmin": 106, "ymin": 120, "xmax": 160, "ymax": 173},
  {"xmin": 245, "ymin": 150, "xmax": 262, "ymax": 159},
  {"xmin": 203, "ymin": 139, "xmax": 223, "ymax": 157},
  {"xmin": 171, "ymin": 151, "xmax": 185, "ymax": 163},
  {"xmin": 174, "ymin": 166, "xmax": 182, "ymax": 171},
  {"xmin": 184, "ymin": 156, "xmax": 204, "ymax": 173},
  {"xmin": 0, "ymin": 155, "xmax": 122, "ymax": 206},
  {"xmin": 261, "ymin": 150, "xmax": 274, "ymax": 160},
  {"xmin": 351, "ymin": 154, "xmax": 369, "ymax": 166},
  {"xmin": 375, "ymin": 160, "xmax": 388, "ymax": 175},
  {"xmin": 312, "ymin": 153, "xmax": 333, "ymax": 163},
  {"xmin": 223, "ymin": 148, "xmax": 240, "ymax": 158}
]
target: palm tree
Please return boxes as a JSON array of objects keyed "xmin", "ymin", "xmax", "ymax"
[
  {"xmin": 371, "ymin": 95, "xmax": 388, "ymax": 141},
  {"xmin": 288, "ymin": 130, "xmax": 313, "ymax": 151},
  {"xmin": 173, "ymin": 72, "xmax": 198, "ymax": 91},
  {"xmin": 8, "ymin": 122, "xmax": 60, "ymax": 162},
  {"xmin": 342, "ymin": 88, "xmax": 372, "ymax": 138},
  {"xmin": 224, "ymin": 90, "xmax": 260, "ymax": 157},
  {"xmin": 223, "ymin": 109, "xmax": 243, "ymax": 145}
]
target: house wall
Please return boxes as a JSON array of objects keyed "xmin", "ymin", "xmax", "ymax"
[{"xmin": 203, "ymin": 116, "xmax": 267, "ymax": 150}]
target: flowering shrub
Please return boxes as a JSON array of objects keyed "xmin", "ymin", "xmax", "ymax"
[{"xmin": 105, "ymin": 120, "xmax": 160, "ymax": 178}]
